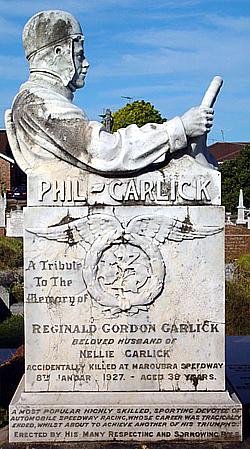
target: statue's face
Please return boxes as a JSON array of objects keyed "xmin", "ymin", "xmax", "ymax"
[{"xmin": 69, "ymin": 39, "xmax": 89, "ymax": 90}]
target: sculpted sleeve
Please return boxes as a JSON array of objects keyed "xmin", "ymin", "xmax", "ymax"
[
  {"xmin": 85, "ymin": 118, "xmax": 187, "ymax": 172},
  {"xmin": 11, "ymin": 84, "xmax": 187, "ymax": 173}
]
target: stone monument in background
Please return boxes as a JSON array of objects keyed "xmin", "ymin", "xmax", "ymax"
[
  {"xmin": 6, "ymin": 208, "xmax": 24, "ymax": 238},
  {"xmin": 6, "ymin": 10, "xmax": 242, "ymax": 443},
  {"xmin": 0, "ymin": 192, "xmax": 6, "ymax": 228}
]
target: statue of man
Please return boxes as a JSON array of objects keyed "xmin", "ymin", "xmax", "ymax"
[{"xmin": 6, "ymin": 10, "xmax": 214, "ymax": 174}]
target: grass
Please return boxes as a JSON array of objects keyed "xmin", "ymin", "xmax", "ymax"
[
  {"xmin": 0, "ymin": 236, "xmax": 23, "ymax": 271},
  {"xmin": 0, "ymin": 315, "xmax": 24, "ymax": 348},
  {"xmin": 237, "ymin": 253, "xmax": 250, "ymax": 272},
  {"xmin": 226, "ymin": 270, "xmax": 250, "ymax": 335},
  {"xmin": 10, "ymin": 282, "xmax": 24, "ymax": 303}
]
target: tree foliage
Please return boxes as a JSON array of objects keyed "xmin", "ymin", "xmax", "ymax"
[
  {"xmin": 220, "ymin": 145, "xmax": 250, "ymax": 213},
  {"xmin": 111, "ymin": 100, "xmax": 166, "ymax": 132}
]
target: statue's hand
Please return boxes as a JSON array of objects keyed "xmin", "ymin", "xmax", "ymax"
[{"xmin": 181, "ymin": 106, "xmax": 214, "ymax": 138}]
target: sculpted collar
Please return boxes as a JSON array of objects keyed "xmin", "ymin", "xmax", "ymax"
[{"xmin": 21, "ymin": 73, "xmax": 74, "ymax": 101}]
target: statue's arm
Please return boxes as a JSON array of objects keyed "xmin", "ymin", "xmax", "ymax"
[
  {"xmin": 83, "ymin": 102, "xmax": 213, "ymax": 172},
  {"xmin": 83, "ymin": 117, "xmax": 187, "ymax": 172},
  {"xmin": 12, "ymin": 89, "xmax": 213, "ymax": 173}
]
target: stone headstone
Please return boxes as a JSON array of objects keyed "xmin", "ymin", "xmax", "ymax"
[
  {"xmin": 225, "ymin": 262, "xmax": 236, "ymax": 281},
  {"xmin": 9, "ymin": 303, "xmax": 24, "ymax": 316},
  {"xmin": 0, "ymin": 285, "xmax": 10, "ymax": 322},
  {"xmin": 0, "ymin": 193, "xmax": 6, "ymax": 228},
  {"xmin": 7, "ymin": 9, "xmax": 242, "ymax": 444},
  {"xmin": 0, "ymin": 286, "xmax": 9, "ymax": 309},
  {"xmin": 6, "ymin": 209, "xmax": 24, "ymax": 238}
]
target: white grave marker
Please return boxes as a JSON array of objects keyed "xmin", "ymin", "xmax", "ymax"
[
  {"xmin": 0, "ymin": 193, "xmax": 6, "ymax": 228},
  {"xmin": 6, "ymin": 209, "xmax": 24, "ymax": 237}
]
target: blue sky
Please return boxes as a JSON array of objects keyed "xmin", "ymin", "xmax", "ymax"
[{"xmin": 1, "ymin": 0, "xmax": 250, "ymax": 143}]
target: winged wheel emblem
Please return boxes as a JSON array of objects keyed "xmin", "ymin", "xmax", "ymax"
[{"xmin": 27, "ymin": 212, "xmax": 222, "ymax": 315}]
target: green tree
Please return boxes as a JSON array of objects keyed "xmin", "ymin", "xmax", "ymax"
[
  {"xmin": 220, "ymin": 145, "xmax": 250, "ymax": 213},
  {"xmin": 111, "ymin": 100, "xmax": 166, "ymax": 132}
]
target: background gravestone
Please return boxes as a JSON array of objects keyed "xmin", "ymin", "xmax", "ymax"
[
  {"xmin": 6, "ymin": 209, "xmax": 24, "ymax": 238},
  {"xmin": 0, "ymin": 194, "xmax": 6, "ymax": 228}
]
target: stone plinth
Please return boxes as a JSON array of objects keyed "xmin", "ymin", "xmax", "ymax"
[{"xmin": 10, "ymin": 377, "xmax": 242, "ymax": 443}]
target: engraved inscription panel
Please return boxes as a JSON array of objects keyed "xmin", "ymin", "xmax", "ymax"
[
  {"xmin": 24, "ymin": 206, "xmax": 225, "ymax": 393},
  {"xmin": 28, "ymin": 156, "xmax": 221, "ymax": 207},
  {"xmin": 9, "ymin": 393, "xmax": 242, "ymax": 443}
]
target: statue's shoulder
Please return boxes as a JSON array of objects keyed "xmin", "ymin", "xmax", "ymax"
[
  {"xmin": 15, "ymin": 82, "xmax": 65, "ymax": 103},
  {"xmin": 13, "ymin": 82, "xmax": 50, "ymax": 111},
  {"xmin": 12, "ymin": 82, "xmax": 74, "ymax": 120},
  {"xmin": 13, "ymin": 81, "xmax": 87, "ymax": 125}
]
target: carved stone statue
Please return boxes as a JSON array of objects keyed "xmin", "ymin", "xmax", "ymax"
[{"xmin": 5, "ymin": 10, "xmax": 219, "ymax": 174}]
